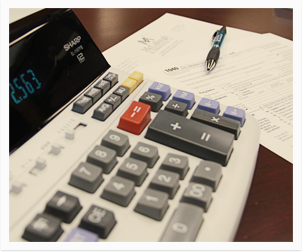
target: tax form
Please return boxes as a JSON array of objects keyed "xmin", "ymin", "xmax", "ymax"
[{"xmin": 137, "ymin": 34, "xmax": 293, "ymax": 163}]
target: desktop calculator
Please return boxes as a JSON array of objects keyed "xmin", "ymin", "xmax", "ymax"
[
  {"xmin": 9, "ymin": 8, "xmax": 260, "ymax": 242},
  {"xmin": 9, "ymin": 67, "xmax": 260, "ymax": 242}
]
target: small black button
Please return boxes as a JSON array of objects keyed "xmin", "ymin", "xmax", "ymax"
[
  {"xmin": 44, "ymin": 191, "xmax": 82, "ymax": 223},
  {"xmin": 79, "ymin": 205, "xmax": 116, "ymax": 239},
  {"xmin": 22, "ymin": 213, "xmax": 63, "ymax": 242}
]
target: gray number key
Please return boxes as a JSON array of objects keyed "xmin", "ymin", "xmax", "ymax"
[
  {"xmin": 149, "ymin": 170, "xmax": 180, "ymax": 199},
  {"xmin": 68, "ymin": 162, "xmax": 104, "ymax": 193},
  {"xmin": 180, "ymin": 182, "xmax": 213, "ymax": 212},
  {"xmin": 101, "ymin": 176, "xmax": 136, "ymax": 207},
  {"xmin": 160, "ymin": 203, "xmax": 203, "ymax": 242},
  {"xmin": 86, "ymin": 145, "xmax": 117, "ymax": 174},
  {"xmin": 116, "ymin": 157, "xmax": 148, "ymax": 186},
  {"xmin": 160, "ymin": 153, "xmax": 189, "ymax": 180},
  {"xmin": 130, "ymin": 142, "xmax": 159, "ymax": 168},
  {"xmin": 134, "ymin": 188, "xmax": 169, "ymax": 221},
  {"xmin": 101, "ymin": 130, "xmax": 130, "ymax": 157}
]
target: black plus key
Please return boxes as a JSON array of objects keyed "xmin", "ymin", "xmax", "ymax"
[
  {"xmin": 145, "ymin": 110, "xmax": 234, "ymax": 166},
  {"xmin": 191, "ymin": 109, "xmax": 241, "ymax": 139}
]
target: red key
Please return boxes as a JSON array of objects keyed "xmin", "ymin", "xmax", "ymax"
[{"xmin": 117, "ymin": 101, "xmax": 151, "ymax": 135}]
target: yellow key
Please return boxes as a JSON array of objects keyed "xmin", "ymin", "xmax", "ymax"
[
  {"xmin": 121, "ymin": 78, "xmax": 138, "ymax": 94},
  {"xmin": 129, "ymin": 71, "xmax": 144, "ymax": 85}
]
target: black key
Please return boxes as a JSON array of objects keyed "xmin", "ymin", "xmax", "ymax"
[
  {"xmin": 145, "ymin": 110, "xmax": 234, "ymax": 166},
  {"xmin": 79, "ymin": 205, "xmax": 116, "ymax": 239},
  {"xmin": 72, "ymin": 96, "xmax": 92, "ymax": 114},
  {"xmin": 164, "ymin": 100, "xmax": 188, "ymax": 117},
  {"xmin": 160, "ymin": 203, "xmax": 203, "ymax": 242},
  {"xmin": 84, "ymin": 87, "xmax": 102, "ymax": 104},
  {"xmin": 94, "ymin": 79, "xmax": 110, "ymax": 95},
  {"xmin": 191, "ymin": 108, "xmax": 241, "ymax": 139},
  {"xmin": 22, "ymin": 213, "xmax": 64, "ymax": 241},
  {"xmin": 44, "ymin": 191, "xmax": 82, "ymax": 223},
  {"xmin": 113, "ymin": 85, "xmax": 129, "ymax": 101},
  {"xmin": 104, "ymin": 94, "xmax": 121, "ymax": 110},
  {"xmin": 103, "ymin": 72, "xmax": 118, "ymax": 87},
  {"xmin": 139, "ymin": 91, "xmax": 163, "ymax": 112},
  {"xmin": 92, "ymin": 103, "xmax": 113, "ymax": 121}
]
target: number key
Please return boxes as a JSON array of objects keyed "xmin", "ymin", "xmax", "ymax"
[
  {"xmin": 101, "ymin": 176, "xmax": 136, "ymax": 207},
  {"xmin": 149, "ymin": 170, "xmax": 180, "ymax": 199}
]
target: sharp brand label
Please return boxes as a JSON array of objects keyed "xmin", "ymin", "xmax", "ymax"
[
  {"xmin": 64, "ymin": 36, "xmax": 81, "ymax": 51},
  {"xmin": 164, "ymin": 67, "xmax": 179, "ymax": 72}
]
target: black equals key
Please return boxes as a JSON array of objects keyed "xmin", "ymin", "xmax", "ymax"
[
  {"xmin": 191, "ymin": 109, "xmax": 241, "ymax": 140},
  {"xmin": 145, "ymin": 110, "xmax": 234, "ymax": 166}
]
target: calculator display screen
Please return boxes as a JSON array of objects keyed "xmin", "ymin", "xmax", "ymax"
[{"xmin": 9, "ymin": 9, "xmax": 110, "ymax": 153}]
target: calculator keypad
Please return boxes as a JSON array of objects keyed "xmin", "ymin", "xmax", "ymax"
[{"xmin": 22, "ymin": 70, "xmax": 251, "ymax": 242}]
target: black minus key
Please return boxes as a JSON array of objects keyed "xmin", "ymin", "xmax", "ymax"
[
  {"xmin": 191, "ymin": 109, "xmax": 241, "ymax": 140},
  {"xmin": 145, "ymin": 110, "xmax": 234, "ymax": 166}
]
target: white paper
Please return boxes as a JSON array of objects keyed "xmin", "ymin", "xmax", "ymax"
[
  {"xmin": 103, "ymin": 13, "xmax": 261, "ymax": 73},
  {"xmin": 137, "ymin": 33, "xmax": 293, "ymax": 163}
]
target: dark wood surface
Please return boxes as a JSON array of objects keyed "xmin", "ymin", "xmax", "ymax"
[{"xmin": 73, "ymin": 8, "xmax": 293, "ymax": 242}]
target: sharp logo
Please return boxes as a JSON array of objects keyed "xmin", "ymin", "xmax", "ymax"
[{"xmin": 138, "ymin": 37, "xmax": 153, "ymax": 45}]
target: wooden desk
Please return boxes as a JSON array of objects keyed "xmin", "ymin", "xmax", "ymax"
[{"xmin": 73, "ymin": 8, "xmax": 293, "ymax": 242}]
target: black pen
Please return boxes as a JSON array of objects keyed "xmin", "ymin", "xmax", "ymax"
[{"xmin": 205, "ymin": 26, "xmax": 227, "ymax": 72}]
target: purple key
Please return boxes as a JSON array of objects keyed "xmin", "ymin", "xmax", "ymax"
[
  {"xmin": 197, "ymin": 98, "xmax": 220, "ymax": 114},
  {"xmin": 148, "ymin": 82, "xmax": 171, "ymax": 101},
  {"xmin": 223, "ymin": 106, "xmax": 246, "ymax": 126},
  {"xmin": 172, "ymin": 90, "xmax": 195, "ymax": 109},
  {"xmin": 64, "ymin": 227, "xmax": 98, "ymax": 242}
]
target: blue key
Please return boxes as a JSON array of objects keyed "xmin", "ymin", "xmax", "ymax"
[
  {"xmin": 64, "ymin": 227, "xmax": 98, "ymax": 242},
  {"xmin": 198, "ymin": 98, "xmax": 220, "ymax": 114},
  {"xmin": 172, "ymin": 90, "xmax": 195, "ymax": 109},
  {"xmin": 148, "ymin": 82, "xmax": 171, "ymax": 101},
  {"xmin": 223, "ymin": 106, "xmax": 246, "ymax": 126}
]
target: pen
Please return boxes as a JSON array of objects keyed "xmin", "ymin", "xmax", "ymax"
[{"xmin": 205, "ymin": 26, "xmax": 227, "ymax": 72}]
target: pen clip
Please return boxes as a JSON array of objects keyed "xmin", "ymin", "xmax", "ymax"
[{"xmin": 212, "ymin": 30, "xmax": 218, "ymax": 42}]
